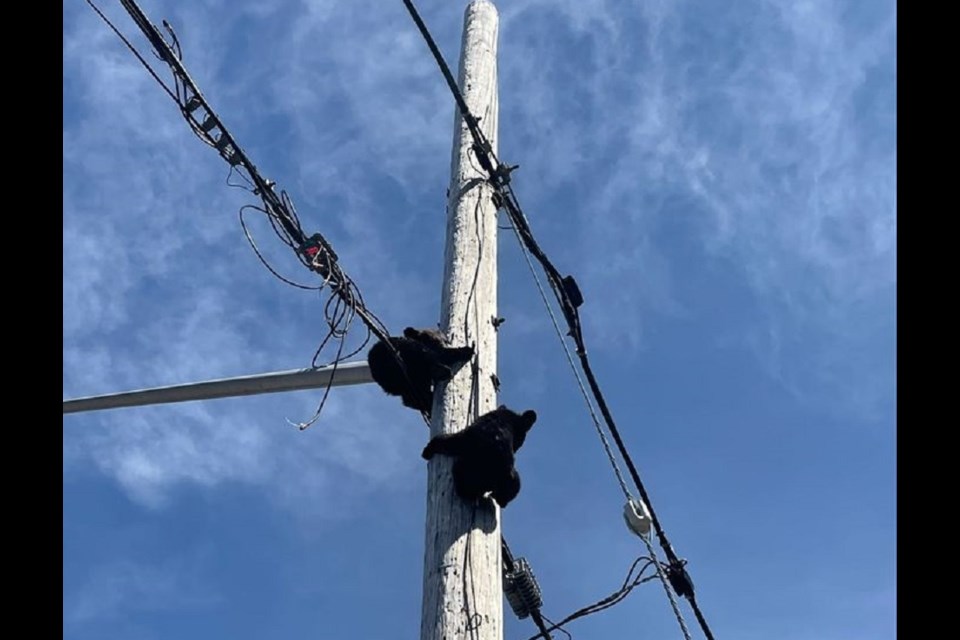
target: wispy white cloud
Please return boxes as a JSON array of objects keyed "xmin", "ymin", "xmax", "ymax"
[
  {"xmin": 64, "ymin": 5, "xmax": 895, "ymax": 640},
  {"xmin": 63, "ymin": 0, "xmax": 436, "ymax": 510},
  {"xmin": 64, "ymin": 0, "xmax": 895, "ymax": 516},
  {"xmin": 492, "ymin": 0, "xmax": 896, "ymax": 415}
]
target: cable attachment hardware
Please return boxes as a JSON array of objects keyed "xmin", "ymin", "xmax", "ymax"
[
  {"xmin": 492, "ymin": 162, "xmax": 520, "ymax": 187},
  {"xmin": 252, "ymin": 179, "xmax": 276, "ymax": 197},
  {"xmin": 472, "ymin": 142, "xmax": 496, "ymax": 176},
  {"xmin": 503, "ymin": 557, "xmax": 543, "ymax": 620},
  {"xmin": 666, "ymin": 559, "xmax": 696, "ymax": 599},
  {"xmin": 561, "ymin": 275, "xmax": 584, "ymax": 309},
  {"xmin": 299, "ymin": 233, "xmax": 339, "ymax": 278},
  {"xmin": 623, "ymin": 497, "xmax": 652, "ymax": 537}
]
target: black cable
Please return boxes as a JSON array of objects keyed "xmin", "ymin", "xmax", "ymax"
[
  {"xmin": 539, "ymin": 614, "xmax": 572, "ymax": 640},
  {"xmin": 83, "ymin": 0, "xmax": 181, "ymax": 105},
  {"xmin": 113, "ymin": 0, "xmax": 305, "ymax": 246},
  {"xmin": 90, "ymin": 3, "xmax": 711, "ymax": 636},
  {"xmin": 400, "ymin": 2, "xmax": 715, "ymax": 638},
  {"xmin": 295, "ymin": 326, "xmax": 349, "ymax": 431},
  {"xmin": 529, "ymin": 611, "xmax": 555, "ymax": 640},
  {"xmin": 525, "ymin": 556, "xmax": 657, "ymax": 640},
  {"xmin": 89, "ymin": 0, "xmax": 433, "ymax": 428},
  {"xmin": 689, "ymin": 596, "xmax": 714, "ymax": 640},
  {"xmin": 465, "ymin": 193, "xmax": 484, "ymax": 424},
  {"xmin": 160, "ymin": 19, "xmax": 182, "ymax": 60},
  {"xmin": 399, "ymin": 0, "xmax": 496, "ymax": 168},
  {"xmin": 226, "ymin": 165, "xmax": 256, "ymax": 192},
  {"xmin": 501, "ymin": 538, "xmax": 553, "ymax": 640},
  {"xmin": 239, "ymin": 206, "xmax": 324, "ymax": 291},
  {"xmin": 119, "ymin": 0, "xmax": 167, "ymax": 56}
]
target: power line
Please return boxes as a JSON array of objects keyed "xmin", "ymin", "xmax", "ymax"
[
  {"xmin": 503, "ymin": 533, "xmax": 690, "ymax": 640},
  {"xmin": 86, "ymin": 0, "xmax": 434, "ymax": 427},
  {"xmin": 641, "ymin": 532, "xmax": 694, "ymax": 640},
  {"xmin": 501, "ymin": 537, "xmax": 554, "ymax": 640},
  {"xmin": 87, "ymin": 1, "xmax": 716, "ymax": 635},
  {"xmin": 508, "ymin": 217, "xmax": 694, "ymax": 639},
  {"xmin": 400, "ymin": 2, "xmax": 715, "ymax": 638},
  {"xmin": 537, "ymin": 614, "xmax": 571, "ymax": 640},
  {"xmin": 505, "ymin": 216, "xmax": 631, "ymax": 499},
  {"xmin": 83, "ymin": 0, "xmax": 181, "ymax": 105},
  {"xmin": 524, "ymin": 555, "xmax": 658, "ymax": 640}
]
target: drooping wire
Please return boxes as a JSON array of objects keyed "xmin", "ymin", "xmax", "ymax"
[
  {"xmin": 463, "ymin": 191, "xmax": 485, "ymax": 425},
  {"xmin": 239, "ymin": 206, "xmax": 325, "ymax": 291},
  {"xmin": 525, "ymin": 556, "xmax": 659, "ymax": 640},
  {"xmin": 538, "ymin": 614, "xmax": 572, "ymax": 640},
  {"xmin": 160, "ymin": 19, "xmax": 182, "ymax": 60},
  {"xmin": 238, "ymin": 194, "xmax": 376, "ymax": 430},
  {"xmin": 400, "ymin": 2, "xmax": 715, "ymax": 637},
  {"xmin": 87, "ymin": 0, "xmax": 432, "ymax": 428},
  {"xmin": 226, "ymin": 165, "xmax": 256, "ymax": 192},
  {"xmin": 289, "ymin": 319, "xmax": 349, "ymax": 431}
]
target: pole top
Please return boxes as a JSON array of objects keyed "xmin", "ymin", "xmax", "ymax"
[{"xmin": 467, "ymin": 0, "xmax": 498, "ymax": 16}]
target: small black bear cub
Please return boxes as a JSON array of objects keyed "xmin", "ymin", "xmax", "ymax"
[
  {"xmin": 421, "ymin": 405, "xmax": 537, "ymax": 508},
  {"xmin": 367, "ymin": 327, "xmax": 474, "ymax": 417}
]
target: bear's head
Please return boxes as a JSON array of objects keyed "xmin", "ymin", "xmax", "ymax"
[
  {"xmin": 404, "ymin": 326, "xmax": 447, "ymax": 349},
  {"xmin": 510, "ymin": 408, "xmax": 537, "ymax": 452}
]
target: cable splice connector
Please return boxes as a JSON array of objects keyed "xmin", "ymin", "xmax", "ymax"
[
  {"xmin": 666, "ymin": 559, "xmax": 696, "ymax": 599},
  {"xmin": 623, "ymin": 497, "xmax": 652, "ymax": 537},
  {"xmin": 504, "ymin": 557, "xmax": 543, "ymax": 620},
  {"xmin": 299, "ymin": 233, "xmax": 338, "ymax": 278},
  {"xmin": 561, "ymin": 275, "xmax": 584, "ymax": 309}
]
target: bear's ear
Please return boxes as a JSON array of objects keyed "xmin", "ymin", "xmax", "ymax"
[
  {"xmin": 521, "ymin": 410, "xmax": 537, "ymax": 429},
  {"xmin": 402, "ymin": 327, "xmax": 419, "ymax": 338},
  {"xmin": 497, "ymin": 404, "xmax": 507, "ymax": 411}
]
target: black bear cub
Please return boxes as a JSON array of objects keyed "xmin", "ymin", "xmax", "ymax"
[
  {"xmin": 421, "ymin": 405, "xmax": 537, "ymax": 508},
  {"xmin": 367, "ymin": 327, "xmax": 474, "ymax": 417}
]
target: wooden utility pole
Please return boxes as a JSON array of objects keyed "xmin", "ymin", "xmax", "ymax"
[{"xmin": 421, "ymin": 2, "xmax": 501, "ymax": 639}]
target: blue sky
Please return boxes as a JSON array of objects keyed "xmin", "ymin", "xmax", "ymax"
[{"xmin": 63, "ymin": 0, "xmax": 896, "ymax": 638}]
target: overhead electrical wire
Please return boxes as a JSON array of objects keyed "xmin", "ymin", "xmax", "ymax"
[
  {"xmin": 525, "ymin": 555, "xmax": 660, "ymax": 640},
  {"xmin": 505, "ymin": 215, "xmax": 631, "ymax": 499},
  {"xmin": 400, "ymin": 1, "xmax": 716, "ymax": 638},
  {"xmin": 501, "ymin": 537, "xmax": 554, "ymax": 640},
  {"xmin": 86, "ymin": 0, "xmax": 434, "ymax": 427},
  {"xmin": 507, "ymin": 213, "xmax": 693, "ymax": 639},
  {"xmin": 86, "ymin": 0, "xmax": 716, "ymax": 635},
  {"xmin": 537, "ymin": 614, "xmax": 572, "ymax": 640}
]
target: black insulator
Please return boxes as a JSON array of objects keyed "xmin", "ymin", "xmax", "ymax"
[{"xmin": 504, "ymin": 558, "xmax": 543, "ymax": 620}]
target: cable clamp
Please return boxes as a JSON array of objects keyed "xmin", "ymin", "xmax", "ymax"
[
  {"xmin": 666, "ymin": 559, "xmax": 696, "ymax": 598},
  {"xmin": 623, "ymin": 497, "xmax": 652, "ymax": 537}
]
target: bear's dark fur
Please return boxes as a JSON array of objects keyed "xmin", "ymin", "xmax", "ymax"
[
  {"xmin": 421, "ymin": 405, "xmax": 537, "ymax": 508},
  {"xmin": 367, "ymin": 327, "xmax": 473, "ymax": 416}
]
